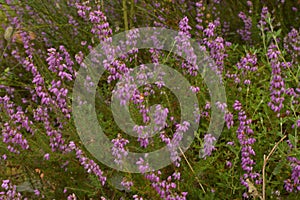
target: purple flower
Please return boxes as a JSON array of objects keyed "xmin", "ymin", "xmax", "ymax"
[
  {"xmin": 44, "ymin": 153, "xmax": 50, "ymax": 160},
  {"xmin": 195, "ymin": 2, "xmax": 204, "ymax": 33},
  {"xmin": 227, "ymin": 141, "xmax": 235, "ymax": 146},
  {"xmin": 136, "ymin": 156, "xmax": 150, "ymax": 174},
  {"xmin": 144, "ymin": 170, "xmax": 187, "ymax": 199},
  {"xmin": 175, "ymin": 16, "xmax": 199, "ymax": 76},
  {"xmin": 67, "ymin": 193, "xmax": 77, "ymax": 200},
  {"xmin": 233, "ymin": 102, "xmax": 261, "ymax": 193},
  {"xmin": 200, "ymin": 134, "xmax": 216, "ymax": 159},
  {"xmin": 66, "ymin": 142, "xmax": 106, "ymax": 185},
  {"xmin": 204, "ymin": 23, "xmax": 216, "ymax": 37},
  {"xmin": 0, "ymin": 180, "xmax": 23, "ymax": 199},
  {"xmin": 1, "ymin": 180, "xmax": 10, "ymax": 190},
  {"xmin": 258, "ymin": 7, "xmax": 269, "ymax": 30},
  {"xmin": 237, "ymin": 12, "xmax": 252, "ymax": 42},
  {"xmin": 179, "ymin": 16, "xmax": 192, "ymax": 36},
  {"xmin": 190, "ymin": 86, "xmax": 200, "ymax": 93},
  {"xmin": 225, "ymin": 112, "xmax": 234, "ymax": 129},
  {"xmin": 111, "ymin": 134, "xmax": 129, "ymax": 166},
  {"xmin": 226, "ymin": 161, "xmax": 232, "ymax": 168},
  {"xmin": 175, "ymin": 121, "xmax": 190, "ymax": 133},
  {"xmin": 233, "ymin": 100, "xmax": 242, "ymax": 111},
  {"xmin": 284, "ymin": 157, "xmax": 300, "ymax": 192},
  {"xmin": 121, "ymin": 179, "xmax": 133, "ymax": 190},
  {"xmin": 216, "ymin": 101, "xmax": 227, "ymax": 112},
  {"xmin": 34, "ymin": 189, "xmax": 40, "ymax": 196},
  {"xmin": 267, "ymin": 44, "xmax": 285, "ymax": 115},
  {"xmin": 284, "ymin": 28, "xmax": 300, "ymax": 64}
]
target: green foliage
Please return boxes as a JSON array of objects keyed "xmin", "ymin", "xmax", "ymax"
[{"xmin": 1, "ymin": 0, "xmax": 300, "ymax": 199}]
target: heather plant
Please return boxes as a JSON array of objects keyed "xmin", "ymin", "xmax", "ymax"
[{"xmin": 1, "ymin": 0, "xmax": 300, "ymax": 200}]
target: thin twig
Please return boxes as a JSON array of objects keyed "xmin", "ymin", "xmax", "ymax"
[
  {"xmin": 262, "ymin": 134, "xmax": 287, "ymax": 200},
  {"xmin": 129, "ymin": 0, "xmax": 134, "ymax": 28},
  {"xmin": 179, "ymin": 147, "xmax": 206, "ymax": 194},
  {"xmin": 122, "ymin": 0, "xmax": 128, "ymax": 31}
]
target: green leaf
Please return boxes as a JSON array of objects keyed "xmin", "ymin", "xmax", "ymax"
[
  {"xmin": 272, "ymin": 160, "xmax": 285, "ymax": 176},
  {"xmin": 274, "ymin": 29, "xmax": 282, "ymax": 37},
  {"xmin": 288, "ymin": 134, "xmax": 296, "ymax": 147}
]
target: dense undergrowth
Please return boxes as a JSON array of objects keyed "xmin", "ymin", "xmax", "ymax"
[{"xmin": 0, "ymin": 0, "xmax": 300, "ymax": 199}]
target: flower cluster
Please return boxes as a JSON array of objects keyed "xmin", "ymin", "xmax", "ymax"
[
  {"xmin": 195, "ymin": 1, "xmax": 205, "ymax": 33},
  {"xmin": 144, "ymin": 171, "xmax": 187, "ymax": 200},
  {"xmin": 237, "ymin": 11, "xmax": 252, "ymax": 42},
  {"xmin": 133, "ymin": 105, "xmax": 169, "ymax": 148},
  {"xmin": 121, "ymin": 178, "xmax": 133, "ymax": 191},
  {"xmin": 68, "ymin": 141, "xmax": 107, "ymax": 185},
  {"xmin": 0, "ymin": 96, "xmax": 32, "ymax": 154},
  {"xmin": 202, "ymin": 19, "xmax": 231, "ymax": 76},
  {"xmin": 46, "ymin": 46, "xmax": 74, "ymax": 81},
  {"xmin": 235, "ymin": 53, "xmax": 258, "ymax": 85},
  {"xmin": 267, "ymin": 44, "xmax": 285, "ymax": 116},
  {"xmin": 160, "ymin": 121, "xmax": 190, "ymax": 167},
  {"xmin": 258, "ymin": 6, "xmax": 269, "ymax": 30},
  {"xmin": 200, "ymin": 133, "xmax": 216, "ymax": 159},
  {"xmin": 0, "ymin": 180, "xmax": 23, "ymax": 200},
  {"xmin": 136, "ymin": 156, "xmax": 150, "ymax": 174},
  {"xmin": 233, "ymin": 100, "xmax": 261, "ymax": 195},
  {"xmin": 175, "ymin": 16, "xmax": 198, "ymax": 76},
  {"xmin": 111, "ymin": 134, "xmax": 129, "ymax": 166},
  {"xmin": 75, "ymin": 1, "xmax": 111, "ymax": 42},
  {"xmin": 284, "ymin": 28, "xmax": 300, "ymax": 64},
  {"xmin": 284, "ymin": 156, "xmax": 300, "ymax": 192},
  {"xmin": 133, "ymin": 194, "xmax": 144, "ymax": 200},
  {"xmin": 224, "ymin": 111, "xmax": 234, "ymax": 129},
  {"xmin": 46, "ymin": 46, "xmax": 74, "ymax": 120}
]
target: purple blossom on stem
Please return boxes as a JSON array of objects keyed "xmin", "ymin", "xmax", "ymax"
[
  {"xmin": 233, "ymin": 100, "xmax": 261, "ymax": 193},
  {"xmin": 0, "ymin": 96, "xmax": 32, "ymax": 154},
  {"xmin": 225, "ymin": 111, "xmax": 234, "ymax": 129},
  {"xmin": 202, "ymin": 19, "xmax": 230, "ymax": 76},
  {"xmin": 67, "ymin": 193, "xmax": 77, "ymax": 200},
  {"xmin": 237, "ymin": 12, "xmax": 252, "ymax": 42},
  {"xmin": 68, "ymin": 141, "xmax": 106, "ymax": 185},
  {"xmin": 235, "ymin": 53, "xmax": 258, "ymax": 85},
  {"xmin": 200, "ymin": 133, "xmax": 216, "ymax": 159},
  {"xmin": 267, "ymin": 44, "xmax": 285, "ymax": 116},
  {"xmin": 136, "ymin": 155, "xmax": 151, "ymax": 174},
  {"xmin": 284, "ymin": 28, "xmax": 300, "ymax": 64},
  {"xmin": 143, "ymin": 170, "xmax": 187, "ymax": 200},
  {"xmin": 195, "ymin": 1, "xmax": 205, "ymax": 33},
  {"xmin": 111, "ymin": 134, "xmax": 129, "ymax": 166},
  {"xmin": 258, "ymin": 6, "xmax": 269, "ymax": 30},
  {"xmin": 44, "ymin": 153, "xmax": 50, "ymax": 160},
  {"xmin": 175, "ymin": 16, "xmax": 198, "ymax": 76},
  {"xmin": 216, "ymin": 101, "xmax": 227, "ymax": 112},
  {"xmin": 226, "ymin": 161, "xmax": 232, "ymax": 168},
  {"xmin": 0, "ymin": 180, "xmax": 23, "ymax": 199},
  {"xmin": 193, "ymin": 104, "xmax": 201, "ymax": 123},
  {"xmin": 204, "ymin": 22, "xmax": 216, "ymax": 38},
  {"xmin": 284, "ymin": 157, "xmax": 300, "ymax": 192},
  {"xmin": 160, "ymin": 121, "xmax": 190, "ymax": 167},
  {"xmin": 121, "ymin": 179, "xmax": 133, "ymax": 190},
  {"xmin": 46, "ymin": 46, "xmax": 74, "ymax": 81}
]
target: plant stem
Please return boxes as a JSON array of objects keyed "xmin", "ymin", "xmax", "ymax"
[
  {"xmin": 179, "ymin": 147, "xmax": 206, "ymax": 194},
  {"xmin": 122, "ymin": 0, "xmax": 128, "ymax": 31},
  {"xmin": 262, "ymin": 134, "xmax": 287, "ymax": 200},
  {"xmin": 130, "ymin": 0, "xmax": 134, "ymax": 28}
]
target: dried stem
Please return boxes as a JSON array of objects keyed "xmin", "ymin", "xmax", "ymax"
[
  {"xmin": 179, "ymin": 147, "xmax": 206, "ymax": 194},
  {"xmin": 122, "ymin": 0, "xmax": 128, "ymax": 31},
  {"xmin": 262, "ymin": 134, "xmax": 287, "ymax": 200}
]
